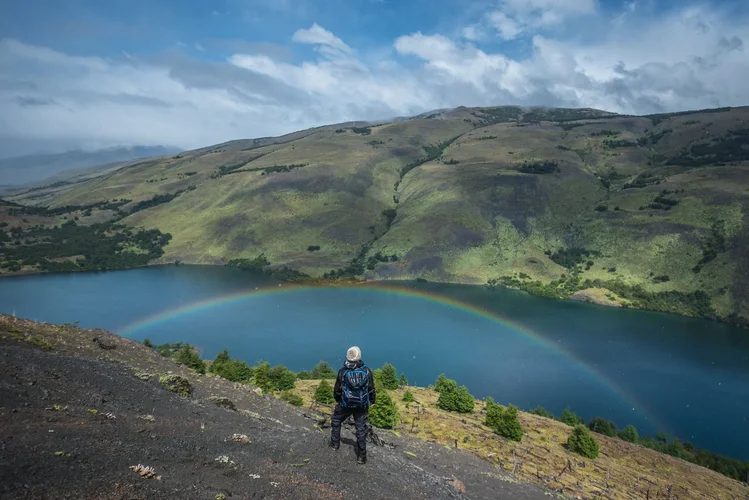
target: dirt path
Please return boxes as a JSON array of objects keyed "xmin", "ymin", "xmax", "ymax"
[{"xmin": 0, "ymin": 318, "xmax": 552, "ymax": 499}]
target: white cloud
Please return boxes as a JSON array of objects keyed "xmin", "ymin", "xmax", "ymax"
[
  {"xmin": 1, "ymin": 3, "xmax": 748, "ymax": 157},
  {"xmin": 487, "ymin": 11, "xmax": 523, "ymax": 40},
  {"xmin": 485, "ymin": 0, "xmax": 598, "ymax": 39}
]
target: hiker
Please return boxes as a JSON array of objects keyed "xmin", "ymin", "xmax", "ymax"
[{"xmin": 329, "ymin": 346, "xmax": 376, "ymax": 464}]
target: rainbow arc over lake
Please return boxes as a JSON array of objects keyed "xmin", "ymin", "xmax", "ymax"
[{"xmin": 119, "ymin": 282, "xmax": 666, "ymax": 430}]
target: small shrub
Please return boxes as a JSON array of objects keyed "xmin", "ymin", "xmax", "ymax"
[
  {"xmin": 369, "ymin": 390, "xmax": 398, "ymax": 428},
  {"xmin": 142, "ymin": 338, "xmax": 154, "ymax": 348},
  {"xmin": 268, "ymin": 365, "xmax": 296, "ymax": 391},
  {"xmin": 618, "ymin": 425, "xmax": 639, "ymax": 443},
  {"xmin": 279, "ymin": 391, "xmax": 304, "ymax": 407},
  {"xmin": 399, "ymin": 373, "xmax": 408, "ymax": 387},
  {"xmin": 380, "ymin": 363, "xmax": 399, "ymax": 390},
  {"xmin": 211, "ymin": 350, "xmax": 253, "ymax": 382},
  {"xmin": 434, "ymin": 374, "xmax": 452, "ymax": 393},
  {"xmin": 159, "ymin": 374, "xmax": 192, "ymax": 397},
  {"xmin": 530, "ymin": 406, "xmax": 555, "ymax": 419},
  {"xmin": 313, "ymin": 380, "xmax": 335, "ymax": 404},
  {"xmin": 560, "ymin": 406, "xmax": 584, "ymax": 426},
  {"xmin": 588, "ymin": 417, "xmax": 617, "ymax": 437},
  {"xmin": 437, "ymin": 382, "xmax": 475, "ymax": 413},
  {"xmin": 485, "ymin": 401, "xmax": 523, "ymax": 441},
  {"xmin": 175, "ymin": 344, "xmax": 206, "ymax": 374},
  {"xmin": 403, "ymin": 391, "xmax": 415, "ymax": 403},
  {"xmin": 311, "ymin": 361, "xmax": 337, "ymax": 379},
  {"xmin": 568, "ymin": 424, "xmax": 600, "ymax": 459},
  {"xmin": 209, "ymin": 396, "xmax": 236, "ymax": 411}
]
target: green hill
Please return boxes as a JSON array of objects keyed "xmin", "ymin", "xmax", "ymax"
[{"xmin": 3, "ymin": 105, "xmax": 749, "ymax": 327}]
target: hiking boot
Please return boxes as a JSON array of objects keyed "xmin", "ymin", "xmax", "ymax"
[
  {"xmin": 356, "ymin": 455, "xmax": 367, "ymax": 465},
  {"xmin": 329, "ymin": 440, "xmax": 340, "ymax": 451}
]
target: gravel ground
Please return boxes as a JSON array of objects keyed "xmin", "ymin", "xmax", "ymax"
[{"xmin": 0, "ymin": 317, "xmax": 553, "ymax": 500}]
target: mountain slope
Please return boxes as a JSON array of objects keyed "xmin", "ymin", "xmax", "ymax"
[
  {"xmin": 2, "ymin": 315, "xmax": 747, "ymax": 499},
  {"xmin": 3, "ymin": 105, "xmax": 749, "ymax": 326},
  {"xmin": 0, "ymin": 315, "xmax": 550, "ymax": 500}
]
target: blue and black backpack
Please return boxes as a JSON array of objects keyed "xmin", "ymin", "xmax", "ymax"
[{"xmin": 341, "ymin": 365, "xmax": 370, "ymax": 408}]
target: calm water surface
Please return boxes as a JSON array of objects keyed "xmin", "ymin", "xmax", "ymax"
[{"xmin": 1, "ymin": 265, "xmax": 748, "ymax": 459}]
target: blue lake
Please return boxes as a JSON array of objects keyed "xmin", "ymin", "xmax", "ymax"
[{"xmin": 1, "ymin": 265, "xmax": 748, "ymax": 459}]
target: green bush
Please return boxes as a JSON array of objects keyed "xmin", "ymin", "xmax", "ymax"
[
  {"xmin": 618, "ymin": 425, "xmax": 639, "ymax": 443},
  {"xmin": 253, "ymin": 362, "xmax": 274, "ymax": 393},
  {"xmin": 313, "ymin": 380, "xmax": 335, "ymax": 404},
  {"xmin": 268, "ymin": 365, "xmax": 296, "ymax": 391},
  {"xmin": 485, "ymin": 401, "xmax": 523, "ymax": 441},
  {"xmin": 174, "ymin": 345, "xmax": 206, "ymax": 374},
  {"xmin": 210, "ymin": 350, "xmax": 253, "ymax": 382},
  {"xmin": 560, "ymin": 406, "xmax": 584, "ymax": 426},
  {"xmin": 297, "ymin": 370, "xmax": 312, "ymax": 380},
  {"xmin": 437, "ymin": 383, "xmax": 475, "ymax": 413},
  {"xmin": 568, "ymin": 425, "xmax": 600, "ymax": 459},
  {"xmin": 369, "ymin": 390, "xmax": 398, "ymax": 429},
  {"xmin": 434, "ymin": 374, "xmax": 452, "ymax": 392},
  {"xmin": 159, "ymin": 374, "xmax": 192, "ymax": 397},
  {"xmin": 399, "ymin": 373, "xmax": 408, "ymax": 387},
  {"xmin": 279, "ymin": 391, "xmax": 304, "ymax": 407},
  {"xmin": 530, "ymin": 406, "xmax": 555, "ymax": 419},
  {"xmin": 588, "ymin": 417, "xmax": 617, "ymax": 437},
  {"xmin": 402, "ymin": 391, "xmax": 415, "ymax": 403},
  {"xmin": 311, "ymin": 361, "xmax": 336, "ymax": 379},
  {"xmin": 380, "ymin": 363, "xmax": 399, "ymax": 390},
  {"xmin": 142, "ymin": 338, "xmax": 154, "ymax": 348}
]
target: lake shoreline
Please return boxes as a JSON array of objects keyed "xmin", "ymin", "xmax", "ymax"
[{"xmin": 1, "ymin": 261, "xmax": 746, "ymax": 330}]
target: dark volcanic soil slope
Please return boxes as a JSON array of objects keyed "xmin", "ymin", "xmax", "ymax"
[{"xmin": 0, "ymin": 316, "xmax": 550, "ymax": 500}]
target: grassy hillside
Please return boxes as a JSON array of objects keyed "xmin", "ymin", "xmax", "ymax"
[{"xmin": 3, "ymin": 105, "xmax": 749, "ymax": 327}]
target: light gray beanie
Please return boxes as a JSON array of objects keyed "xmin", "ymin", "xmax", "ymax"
[{"xmin": 346, "ymin": 346, "xmax": 361, "ymax": 362}]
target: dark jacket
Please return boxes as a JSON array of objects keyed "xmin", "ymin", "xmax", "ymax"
[{"xmin": 333, "ymin": 359, "xmax": 376, "ymax": 406}]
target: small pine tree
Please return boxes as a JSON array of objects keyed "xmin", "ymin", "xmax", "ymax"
[
  {"xmin": 560, "ymin": 406, "xmax": 584, "ymax": 426},
  {"xmin": 588, "ymin": 417, "xmax": 617, "ymax": 437},
  {"xmin": 313, "ymin": 380, "xmax": 335, "ymax": 404},
  {"xmin": 434, "ymin": 373, "xmax": 452, "ymax": 392},
  {"xmin": 485, "ymin": 401, "xmax": 523, "ymax": 441},
  {"xmin": 275, "ymin": 369, "xmax": 297, "ymax": 391},
  {"xmin": 437, "ymin": 383, "xmax": 475, "ymax": 413},
  {"xmin": 530, "ymin": 406, "xmax": 555, "ymax": 419},
  {"xmin": 381, "ymin": 363, "xmax": 399, "ymax": 390},
  {"xmin": 212, "ymin": 349, "xmax": 230, "ymax": 368},
  {"xmin": 311, "ymin": 361, "xmax": 336, "ymax": 379},
  {"xmin": 399, "ymin": 373, "xmax": 408, "ymax": 387},
  {"xmin": 175, "ymin": 344, "xmax": 206, "ymax": 374},
  {"xmin": 402, "ymin": 390, "xmax": 415, "ymax": 403},
  {"xmin": 568, "ymin": 424, "xmax": 600, "ymax": 459},
  {"xmin": 279, "ymin": 391, "xmax": 304, "ymax": 407},
  {"xmin": 253, "ymin": 362, "xmax": 274, "ymax": 393},
  {"xmin": 268, "ymin": 365, "xmax": 296, "ymax": 391},
  {"xmin": 618, "ymin": 425, "xmax": 639, "ymax": 443},
  {"xmin": 297, "ymin": 370, "xmax": 312, "ymax": 380},
  {"xmin": 142, "ymin": 338, "xmax": 154, "ymax": 348},
  {"xmin": 369, "ymin": 390, "xmax": 398, "ymax": 429}
]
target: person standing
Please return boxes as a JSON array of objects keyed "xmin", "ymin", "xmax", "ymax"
[{"xmin": 329, "ymin": 346, "xmax": 376, "ymax": 464}]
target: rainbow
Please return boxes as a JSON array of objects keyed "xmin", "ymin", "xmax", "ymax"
[{"xmin": 118, "ymin": 282, "xmax": 666, "ymax": 430}]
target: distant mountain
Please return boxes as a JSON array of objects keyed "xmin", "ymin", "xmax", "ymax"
[
  {"xmin": 0, "ymin": 146, "xmax": 182, "ymax": 186},
  {"xmin": 4, "ymin": 105, "xmax": 749, "ymax": 328}
]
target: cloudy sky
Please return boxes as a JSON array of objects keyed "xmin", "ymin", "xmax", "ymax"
[{"xmin": 1, "ymin": 0, "xmax": 748, "ymax": 157}]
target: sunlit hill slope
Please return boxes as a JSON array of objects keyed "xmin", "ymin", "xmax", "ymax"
[{"xmin": 5, "ymin": 105, "xmax": 749, "ymax": 327}]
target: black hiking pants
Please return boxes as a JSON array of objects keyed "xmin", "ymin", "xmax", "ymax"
[{"xmin": 330, "ymin": 404, "xmax": 369, "ymax": 457}]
